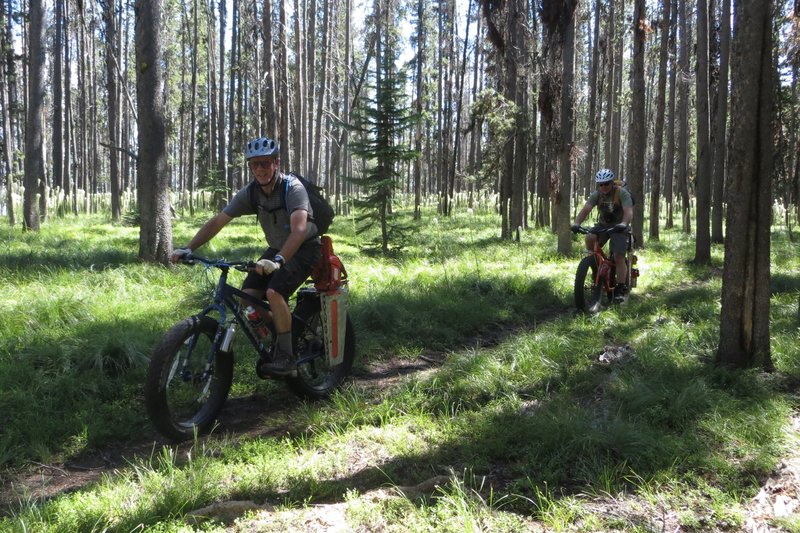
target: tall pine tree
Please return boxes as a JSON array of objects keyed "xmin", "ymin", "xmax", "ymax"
[{"xmin": 348, "ymin": 8, "xmax": 417, "ymax": 254}]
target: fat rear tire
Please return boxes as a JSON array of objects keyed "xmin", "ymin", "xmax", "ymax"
[{"xmin": 286, "ymin": 295, "xmax": 356, "ymax": 399}]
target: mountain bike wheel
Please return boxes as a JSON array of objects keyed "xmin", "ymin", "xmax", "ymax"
[
  {"xmin": 575, "ymin": 255, "xmax": 603, "ymax": 313},
  {"xmin": 145, "ymin": 315, "xmax": 233, "ymax": 441},
  {"xmin": 286, "ymin": 294, "xmax": 356, "ymax": 399}
]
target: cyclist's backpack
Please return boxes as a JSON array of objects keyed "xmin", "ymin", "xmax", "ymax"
[
  {"xmin": 249, "ymin": 172, "xmax": 335, "ymax": 235},
  {"xmin": 613, "ymin": 180, "xmax": 636, "ymax": 207}
]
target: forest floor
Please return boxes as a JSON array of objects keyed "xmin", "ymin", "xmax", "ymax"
[{"xmin": 2, "ymin": 355, "xmax": 799, "ymax": 531}]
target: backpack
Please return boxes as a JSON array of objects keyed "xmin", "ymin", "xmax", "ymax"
[
  {"xmin": 613, "ymin": 180, "xmax": 636, "ymax": 207},
  {"xmin": 249, "ymin": 172, "xmax": 335, "ymax": 236}
]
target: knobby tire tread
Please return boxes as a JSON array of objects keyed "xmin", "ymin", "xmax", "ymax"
[
  {"xmin": 286, "ymin": 296, "xmax": 356, "ymax": 400},
  {"xmin": 145, "ymin": 315, "xmax": 233, "ymax": 441}
]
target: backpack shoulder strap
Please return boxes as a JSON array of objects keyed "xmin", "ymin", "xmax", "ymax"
[
  {"xmin": 284, "ymin": 174, "xmax": 292, "ymax": 213},
  {"xmin": 614, "ymin": 186, "xmax": 621, "ymax": 207}
]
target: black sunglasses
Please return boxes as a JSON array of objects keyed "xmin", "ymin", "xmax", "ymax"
[{"xmin": 249, "ymin": 159, "xmax": 276, "ymax": 169}]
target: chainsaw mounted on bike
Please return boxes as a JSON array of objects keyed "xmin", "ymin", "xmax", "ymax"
[
  {"xmin": 144, "ymin": 237, "xmax": 355, "ymax": 441},
  {"xmin": 570, "ymin": 225, "xmax": 639, "ymax": 313}
]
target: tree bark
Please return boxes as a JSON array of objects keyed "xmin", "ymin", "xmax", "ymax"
[
  {"xmin": 104, "ymin": 0, "xmax": 122, "ymax": 220},
  {"xmin": 135, "ymin": 0, "xmax": 173, "ymax": 264},
  {"xmin": 627, "ymin": 0, "xmax": 646, "ymax": 248},
  {"xmin": 554, "ymin": 0, "xmax": 577, "ymax": 254},
  {"xmin": 711, "ymin": 0, "xmax": 730, "ymax": 243},
  {"xmin": 676, "ymin": 0, "xmax": 691, "ymax": 233},
  {"xmin": 717, "ymin": 0, "xmax": 774, "ymax": 370},
  {"xmin": 694, "ymin": 0, "xmax": 712, "ymax": 263},
  {"xmin": 648, "ymin": 0, "xmax": 671, "ymax": 241},
  {"xmin": 413, "ymin": 0, "xmax": 425, "ymax": 219},
  {"xmin": 262, "ymin": 0, "xmax": 276, "ymax": 134},
  {"xmin": 23, "ymin": 0, "xmax": 45, "ymax": 230},
  {"xmin": 1, "ymin": 0, "xmax": 16, "ymax": 225}
]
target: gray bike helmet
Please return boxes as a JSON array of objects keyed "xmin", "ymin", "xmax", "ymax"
[
  {"xmin": 595, "ymin": 168, "xmax": 615, "ymax": 183},
  {"xmin": 245, "ymin": 137, "xmax": 279, "ymax": 159}
]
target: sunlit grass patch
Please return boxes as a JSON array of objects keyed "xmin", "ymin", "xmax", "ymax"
[{"xmin": 2, "ymin": 212, "xmax": 800, "ymax": 531}]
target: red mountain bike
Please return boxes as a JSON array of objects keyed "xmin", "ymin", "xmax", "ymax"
[{"xmin": 570, "ymin": 225, "xmax": 639, "ymax": 313}]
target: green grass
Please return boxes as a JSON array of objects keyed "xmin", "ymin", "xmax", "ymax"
[{"xmin": 1, "ymin": 209, "xmax": 799, "ymax": 531}]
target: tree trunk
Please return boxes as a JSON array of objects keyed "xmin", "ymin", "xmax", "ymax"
[
  {"xmin": 188, "ymin": 0, "xmax": 198, "ymax": 214},
  {"xmin": 104, "ymin": 0, "xmax": 122, "ymax": 220},
  {"xmin": 584, "ymin": 0, "xmax": 601, "ymax": 194},
  {"xmin": 603, "ymin": 0, "xmax": 615, "ymax": 168},
  {"xmin": 53, "ymin": 0, "xmax": 64, "ymax": 195},
  {"xmin": 648, "ymin": 0, "xmax": 671, "ymax": 241},
  {"xmin": 311, "ymin": 0, "xmax": 331, "ymax": 181},
  {"xmin": 135, "ymin": 0, "xmax": 173, "ymax": 264},
  {"xmin": 292, "ymin": 0, "xmax": 305, "ymax": 172},
  {"xmin": 664, "ymin": 0, "xmax": 677, "ymax": 229},
  {"xmin": 694, "ymin": 0, "xmax": 712, "ymax": 263},
  {"xmin": 1, "ymin": 0, "xmax": 16, "ymax": 225},
  {"xmin": 610, "ymin": 0, "xmax": 624, "ymax": 173},
  {"xmin": 676, "ymin": 0, "xmax": 691, "ymax": 233},
  {"xmin": 413, "ymin": 0, "xmax": 425, "ymax": 220},
  {"xmin": 262, "ymin": 0, "xmax": 276, "ymax": 134},
  {"xmin": 717, "ymin": 0, "xmax": 774, "ymax": 370},
  {"xmin": 23, "ymin": 0, "xmax": 45, "ymax": 230},
  {"xmin": 279, "ymin": 2, "xmax": 289, "ymax": 157},
  {"xmin": 627, "ymin": 0, "xmax": 646, "ymax": 248},
  {"xmin": 555, "ymin": 0, "xmax": 577, "ymax": 254},
  {"xmin": 711, "ymin": 0, "xmax": 730, "ymax": 243},
  {"xmin": 217, "ymin": 0, "xmax": 227, "ymax": 199}
]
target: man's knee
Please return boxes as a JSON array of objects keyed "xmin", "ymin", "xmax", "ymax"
[{"xmin": 266, "ymin": 288, "xmax": 286, "ymax": 302}]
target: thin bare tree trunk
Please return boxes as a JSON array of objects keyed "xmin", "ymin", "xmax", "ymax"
[
  {"xmin": 279, "ymin": 1, "xmax": 289, "ymax": 157},
  {"xmin": 24, "ymin": 0, "xmax": 45, "ymax": 230},
  {"xmin": 413, "ymin": 0, "xmax": 425, "ymax": 219},
  {"xmin": 104, "ymin": 0, "xmax": 122, "ymax": 220},
  {"xmin": 584, "ymin": 0, "xmax": 601, "ymax": 193},
  {"xmin": 676, "ymin": 0, "xmax": 691, "ymax": 233},
  {"xmin": 292, "ymin": 0, "xmax": 305, "ymax": 172},
  {"xmin": 1, "ymin": 0, "xmax": 17, "ymax": 225},
  {"xmin": 648, "ymin": 0, "xmax": 671, "ymax": 241},
  {"xmin": 262, "ymin": 0, "xmax": 276, "ymax": 134},
  {"xmin": 188, "ymin": 0, "xmax": 198, "ymax": 214},
  {"xmin": 627, "ymin": 0, "xmax": 646, "ymax": 247},
  {"xmin": 711, "ymin": 0, "xmax": 730, "ymax": 243},
  {"xmin": 694, "ymin": 0, "xmax": 712, "ymax": 263}
]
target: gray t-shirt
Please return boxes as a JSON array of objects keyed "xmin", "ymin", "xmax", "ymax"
[
  {"xmin": 223, "ymin": 173, "xmax": 317, "ymax": 250},
  {"xmin": 587, "ymin": 185, "xmax": 632, "ymax": 225}
]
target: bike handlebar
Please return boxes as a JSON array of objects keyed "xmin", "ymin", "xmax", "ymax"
[
  {"xmin": 571, "ymin": 225, "xmax": 627, "ymax": 236},
  {"xmin": 179, "ymin": 254, "xmax": 255, "ymax": 272}
]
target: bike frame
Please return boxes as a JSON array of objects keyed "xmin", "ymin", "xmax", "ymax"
[
  {"xmin": 190, "ymin": 258, "xmax": 320, "ymax": 368},
  {"xmin": 588, "ymin": 241, "xmax": 617, "ymax": 297}
]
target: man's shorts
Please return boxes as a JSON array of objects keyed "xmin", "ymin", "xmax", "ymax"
[
  {"xmin": 594, "ymin": 225, "xmax": 631, "ymax": 257},
  {"xmin": 242, "ymin": 238, "xmax": 322, "ymax": 300}
]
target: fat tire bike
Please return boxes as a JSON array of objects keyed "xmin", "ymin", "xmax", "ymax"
[
  {"xmin": 144, "ymin": 254, "xmax": 355, "ymax": 441},
  {"xmin": 571, "ymin": 225, "xmax": 639, "ymax": 313}
]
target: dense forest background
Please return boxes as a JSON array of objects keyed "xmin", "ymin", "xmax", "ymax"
[
  {"xmin": 0, "ymin": 0, "xmax": 792, "ymax": 363},
  {"xmin": 3, "ymin": 0, "xmax": 797, "ymax": 234}
]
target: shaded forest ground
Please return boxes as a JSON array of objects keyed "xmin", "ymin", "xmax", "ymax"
[{"xmin": 1, "ymin": 212, "xmax": 799, "ymax": 530}]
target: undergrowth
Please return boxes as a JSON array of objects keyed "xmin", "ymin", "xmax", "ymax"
[{"xmin": 1, "ymin": 210, "xmax": 799, "ymax": 531}]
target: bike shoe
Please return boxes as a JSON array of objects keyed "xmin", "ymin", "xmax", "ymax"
[{"xmin": 257, "ymin": 349, "xmax": 297, "ymax": 378}]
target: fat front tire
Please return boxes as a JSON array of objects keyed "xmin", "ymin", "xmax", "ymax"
[
  {"xmin": 286, "ymin": 295, "xmax": 356, "ymax": 399},
  {"xmin": 575, "ymin": 255, "xmax": 602, "ymax": 313},
  {"xmin": 145, "ymin": 315, "xmax": 233, "ymax": 441}
]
